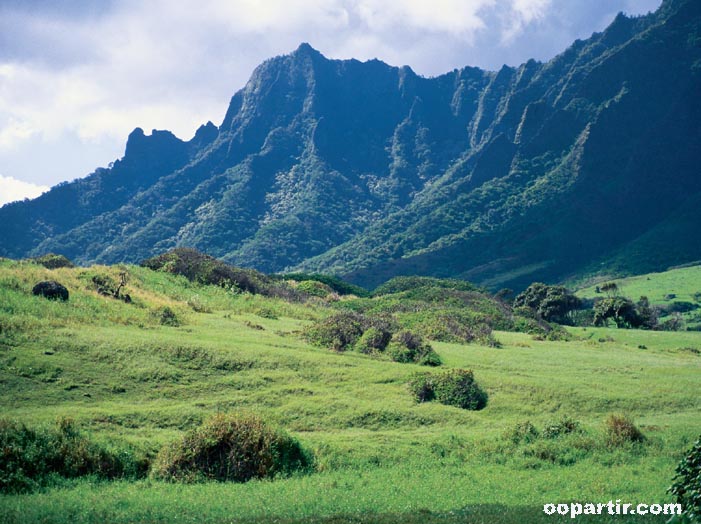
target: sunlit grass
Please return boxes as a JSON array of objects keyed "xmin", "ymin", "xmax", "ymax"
[{"xmin": 1, "ymin": 258, "xmax": 699, "ymax": 523}]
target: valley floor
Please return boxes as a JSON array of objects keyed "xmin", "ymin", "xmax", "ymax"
[{"xmin": 1, "ymin": 262, "xmax": 699, "ymax": 523}]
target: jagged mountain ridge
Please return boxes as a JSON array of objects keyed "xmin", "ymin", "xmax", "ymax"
[{"xmin": 1, "ymin": 0, "xmax": 700, "ymax": 290}]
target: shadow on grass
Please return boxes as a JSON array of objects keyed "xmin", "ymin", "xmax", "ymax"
[{"xmin": 231, "ymin": 505, "xmax": 670, "ymax": 524}]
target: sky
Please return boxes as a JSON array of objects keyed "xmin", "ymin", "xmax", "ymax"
[{"xmin": 0, "ymin": 0, "xmax": 663, "ymax": 206}]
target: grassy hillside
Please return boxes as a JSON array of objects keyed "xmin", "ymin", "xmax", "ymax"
[
  {"xmin": 1, "ymin": 258, "xmax": 700, "ymax": 523},
  {"xmin": 576, "ymin": 264, "xmax": 701, "ymax": 304},
  {"xmin": 575, "ymin": 264, "xmax": 701, "ymax": 330}
]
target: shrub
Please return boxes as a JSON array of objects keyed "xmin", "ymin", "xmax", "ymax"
[
  {"xmin": 408, "ymin": 373, "xmax": 436, "ymax": 403},
  {"xmin": 187, "ymin": 295, "xmax": 212, "ymax": 313},
  {"xmin": 605, "ymin": 414, "xmax": 645, "ymax": 446},
  {"xmin": 151, "ymin": 413, "xmax": 312, "ymax": 483},
  {"xmin": 0, "ymin": 418, "xmax": 147, "ymax": 493},
  {"xmin": 30, "ymin": 253, "xmax": 75, "ymax": 269},
  {"xmin": 432, "ymin": 369, "xmax": 488, "ymax": 410},
  {"xmin": 373, "ymin": 276, "xmax": 477, "ymax": 296},
  {"xmin": 252, "ymin": 306, "xmax": 278, "ymax": 320},
  {"xmin": 295, "ymin": 280, "xmax": 334, "ymax": 298},
  {"xmin": 354, "ymin": 327, "xmax": 391, "ymax": 354},
  {"xmin": 141, "ymin": 248, "xmax": 270, "ymax": 295},
  {"xmin": 669, "ymin": 435, "xmax": 701, "ymax": 522},
  {"xmin": 281, "ymin": 273, "xmax": 370, "ymax": 297},
  {"xmin": 32, "ymin": 281, "xmax": 69, "ymax": 301},
  {"xmin": 410, "ymin": 369, "xmax": 487, "ymax": 410},
  {"xmin": 304, "ymin": 312, "xmax": 366, "ymax": 351},
  {"xmin": 418, "ymin": 349, "xmax": 443, "ymax": 367},
  {"xmin": 504, "ymin": 421, "xmax": 540, "ymax": 444},
  {"xmin": 407, "ymin": 312, "xmax": 496, "ymax": 345},
  {"xmin": 660, "ymin": 312, "xmax": 685, "ymax": 332},
  {"xmin": 387, "ymin": 331, "xmax": 442, "ymax": 366},
  {"xmin": 159, "ymin": 307, "xmax": 180, "ymax": 327},
  {"xmin": 542, "ymin": 415, "xmax": 580, "ymax": 439}
]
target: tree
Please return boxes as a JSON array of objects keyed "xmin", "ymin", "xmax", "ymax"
[
  {"xmin": 635, "ymin": 296, "xmax": 659, "ymax": 330},
  {"xmin": 593, "ymin": 297, "xmax": 641, "ymax": 328},
  {"xmin": 513, "ymin": 283, "xmax": 581, "ymax": 324}
]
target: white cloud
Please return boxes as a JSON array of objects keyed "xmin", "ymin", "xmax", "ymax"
[
  {"xmin": 501, "ymin": 0, "xmax": 552, "ymax": 44},
  {"xmin": 354, "ymin": 0, "xmax": 494, "ymax": 38},
  {"xmin": 0, "ymin": 175, "xmax": 49, "ymax": 206}
]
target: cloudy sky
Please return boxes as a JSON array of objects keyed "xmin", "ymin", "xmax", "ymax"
[{"xmin": 0, "ymin": 0, "xmax": 662, "ymax": 206}]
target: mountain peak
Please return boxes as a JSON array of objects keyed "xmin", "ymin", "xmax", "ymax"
[
  {"xmin": 293, "ymin": 42, "xmax": 321, "ymax": 57},
  {"xmin": 193, "ymin": 121, "xmax": 218, "ymax": 141}
]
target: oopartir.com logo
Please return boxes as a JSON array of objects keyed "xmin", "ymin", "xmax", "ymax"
[{"xmin": 543, "ymin": 500, "xmax": 682, "ymax": 519}]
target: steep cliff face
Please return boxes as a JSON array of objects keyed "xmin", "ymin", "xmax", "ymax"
[{"xmin": 1, "ymin": 0, "xmax": 700, "ymax": 289}]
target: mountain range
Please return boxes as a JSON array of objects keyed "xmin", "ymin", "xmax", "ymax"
[{"xmin": 1, "ymin": 0, "xmax": 700, "ymax": 290}]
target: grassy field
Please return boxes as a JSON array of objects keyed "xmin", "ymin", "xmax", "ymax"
[
  {"xmin": 576, "ymin": 264, "xmax": 701, "ymax": 303},
  {"xmin": 1, "ymin": 259, "xmax": 699, "ymax": 523},
  {"xmin": 575, "ymin": 264, "xmax": 701, "ymax": 330}
]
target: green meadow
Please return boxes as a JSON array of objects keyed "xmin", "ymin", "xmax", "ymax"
[{"xmin": 1, "ymin": 259, "xmax": 699, "ymax": 523}]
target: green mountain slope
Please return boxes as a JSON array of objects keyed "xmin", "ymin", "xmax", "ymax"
[{"xmin": 0, "ymin": 0, "xmax": 699, "ymax": 290}]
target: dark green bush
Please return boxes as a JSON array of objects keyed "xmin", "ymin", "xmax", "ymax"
[
  {"xmin": 432, "ymin": 369, "xmax": 488, "ymax": 409},
  {"xmin": 605, "ymin": 414, "xmax": 645, "ymax": 446},
  {"xmin": 304, "ymin": 311, "xmax": 366, "ymax": 351},
  {"xmin": 159, "ymin": 306, "xmax": 180, "ymax": 327},
  {"xmin": 92, "ymin": 274, "xmax": 119, "ymax": 296},
  {"xmin": 504, "ymin": 421, "xmax": 540, "ymax": 444},
  {"xmin": 354, "ymin": 327, "xmax": 391, "ymax": 354},
  {"xmin": 513, "ymin": 283, "xmax": 581, "ymax": 324},
  {"xmin": 410, "ymin": 369, "xmax": 487, "ymax": 410},
  {"xmin": 151, "ymin": 413, "xmax": 312, "ymax": 483},
  {"xmin": 542, "ymin": 415, "xmax": 580, "ymax": 438},
  {"xmin": 31, "ymin": 281, "xmax": 69, "ymax": 301},
  {"xmin": 141, "ymin": 248, "xmax": 271, "ymax": 295},
  {"xmin": 29, "ymin": 253, "xmax": 75, "ymax": 269},
  {"xmin": 669, "ymin": 435, "xmax": 701, "ymax": 522},
  {"xmin": 387, "ymin": 331, "xmax": 442, "ymax": 366},
  {"xmin": 0, "ymin": 418, "xmax": 147, "ymax": 493},
  {"xmin": 408, "ymin": 373, "xmax": 436, "ymax": 403}
]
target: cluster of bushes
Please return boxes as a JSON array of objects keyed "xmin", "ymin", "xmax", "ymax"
[
  {"xmin": 141, "ymin": 248, "xmax": 272, "ymax": 295},
  {"xmin": 514, "ymin": 281, "xmax": 689, "ymax": 331},
  {"xmin": 499, "ymin": 414, "xmax": 646, "ymax": 467},
  {"xmin": 398, "ymin": 309, "xmax": 501, "ymax": 346},
  {"xmin": 141, "ymin": 248, "xmax": 369, "ymax": 303},
  {"xmin": 0, "ymin": 418, "xmax": 147, "ymax": 493},
  {"xmin": 152, "ymin": 413, "xmax": 313, "ymax": 483},
  {"xmin": 335, "ymin": 277, "xmax": 523, "ymax": 344},
  {"xmin": 372, "ymin": 276, "xmax": 478, "ymax": 296},
  {"xmin": 281, "ymin": 272, "xmax": 369, "ymax": 297},
  {"xmin": 2, "ymin": 414, "xmax": 313, "ymax": 493},
  {"xmin": 28, "ymin": 253, "xmax": 75, "ymax": 269},
  {"xmin": 504, "ymin": 414, "xmax": 644, "ymax": 447},
  {"xmin": 409, "ymin": 369, "xmax": 488, "ymax": 410},
  {"xmin": 304, "ymin": 311, "xmax": 441, "ymax": 366}
]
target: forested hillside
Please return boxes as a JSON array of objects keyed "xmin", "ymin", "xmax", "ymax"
[{"xmin": 1, "ymin": 0, "xmax": 699, "ymax": 290}]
